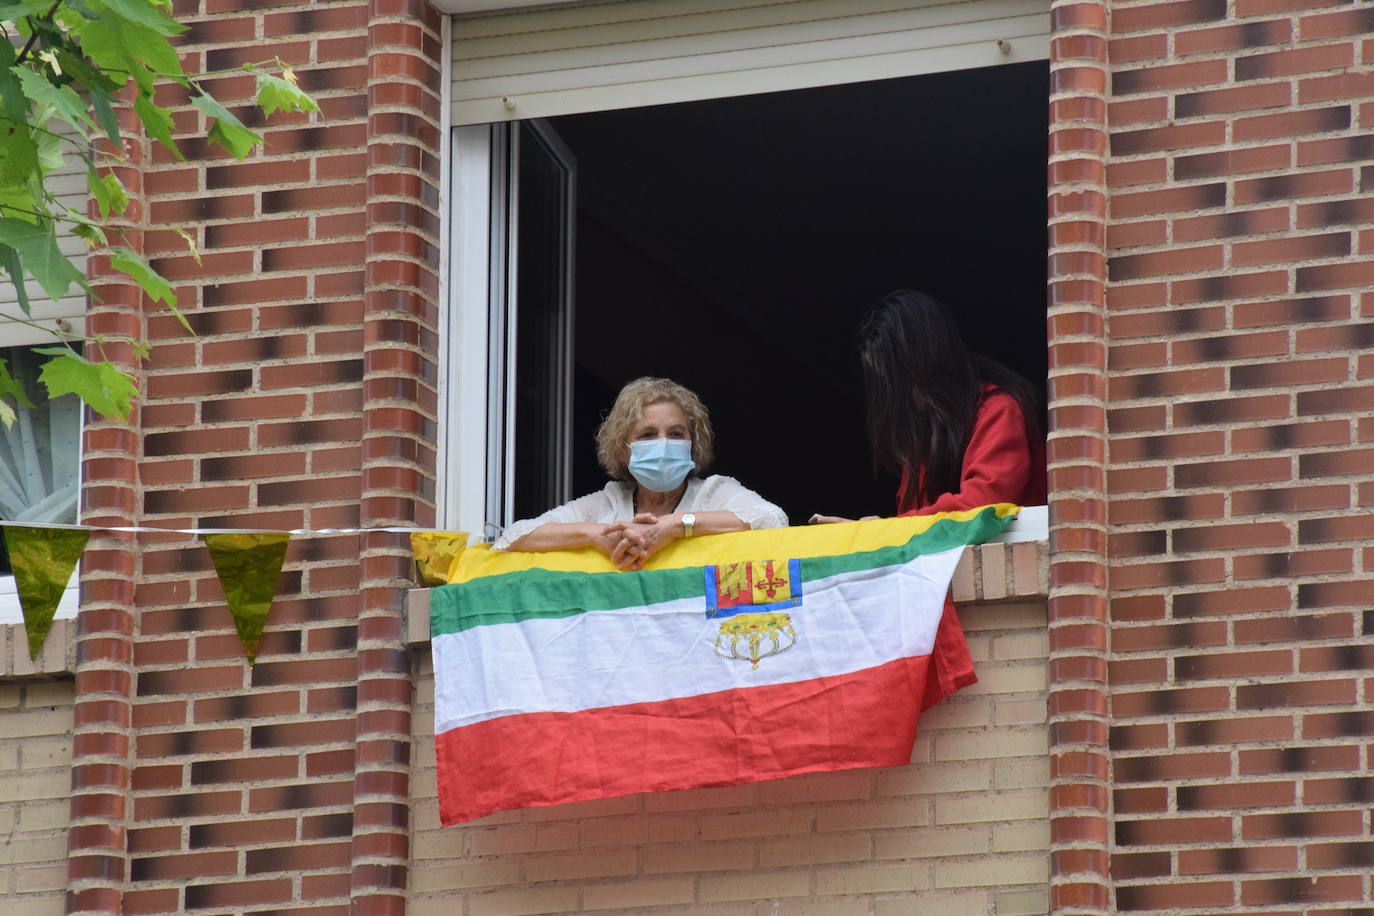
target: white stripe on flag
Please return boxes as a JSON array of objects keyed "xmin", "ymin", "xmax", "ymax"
[{"xmin": 433, "ymin": 545, "xmax": 964, "ymax": 733}]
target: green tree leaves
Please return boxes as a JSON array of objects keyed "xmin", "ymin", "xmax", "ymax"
[
  {"xmin": 109, "ymin": 247, "xmax": 173, "ymax": 307},
  {"xmin": 35, "ymin": 349, "xmax": 137, "ymax": 421},
  {"xmin": 0, "ymin": 43, "xmax": 41, "ymax": 188},
  {"xmin": 255, "ymin": 69, "xmax": 319, "ymax": 119},
  {"xmin": 0, "ymin": 217, "xmax": 88, "ymax": 301},
  {"xmin": 0, "ymin": 0, "xmax": 316, "ymax": 424},
  {"xmin": 86, "ymin": 168, "xmax": 128, "ymax": 221},
  {"xmin": 95, "ymin": 0, "xmax": 186, "ymax": 37},
  {"xmin": 15, "ymin": 67, "xmax": 98, "ymax": 138},
  {"xmin": 134, "ymin": 91, "xmax": 180, "ymax": 158},
  {"xmin": 191, "ymin": 92, "xmax": 260, "ymax": 160},
  {"xmin": 0, "ymin": 357, "xmax": 36, "ymax": 428},
  {"xmin": 73, "ymin": 13, "xmax": 185, "ymax": 94}
]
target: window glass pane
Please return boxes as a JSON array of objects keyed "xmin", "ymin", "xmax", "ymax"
[
  {"xmin": 0, "ymin": 345, "xmax": 82, "ymax": 575},
  {"xmin": 550, "ymin": 64, "xmax": 1048, "ymax": 521},
  {"xmin": 511, "ymin": 123, "xmax": 570, "ymax": 521}
]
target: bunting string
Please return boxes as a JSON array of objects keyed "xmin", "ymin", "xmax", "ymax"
[
  {"xmin": 1, "ymin": 520, "xmax": 471, "ymax": 665},
  {"xmin": 0, "ymin": 520, "xmax": 462, "ymax": 536}
]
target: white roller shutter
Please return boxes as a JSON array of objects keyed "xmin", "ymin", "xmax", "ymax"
[
  {"xmin": 450, "ymin": 0, "xmax": 1051, "ymax": 126},
  {"xmin": 0, "ymin": 148, "xmax": 88, "ymax": 347}
]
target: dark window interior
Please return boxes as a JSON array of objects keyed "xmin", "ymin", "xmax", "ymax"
[
  {"xmin": 549, "ymin": 61, "xmax": 1049, "ymax": 524},
  {"xmin": 512, "ymin": 122, "xmax": 573, "ymax": 522}
]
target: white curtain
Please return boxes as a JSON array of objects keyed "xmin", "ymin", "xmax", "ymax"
[{"xmin": 0, "ymin": 347, "xmax": 80, "ymax": 524}]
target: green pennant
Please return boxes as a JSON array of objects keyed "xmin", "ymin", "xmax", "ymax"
[
  {"xmin": 4, "ymin": 525, "xmax": 90, "ymax": 660},
  {"xmin": 203, "ymin": 532, "xmax": 290, "ymax": 666}
]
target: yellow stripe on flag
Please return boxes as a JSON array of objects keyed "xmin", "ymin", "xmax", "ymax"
[{"xmin": 445, "ymin": 504, "xmax": 1019, "ymax": 584}]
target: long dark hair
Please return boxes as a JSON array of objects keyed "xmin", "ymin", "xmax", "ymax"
[{"xmin": 858, "ymin": 289, "xmax": 1043, "ymax": 504}]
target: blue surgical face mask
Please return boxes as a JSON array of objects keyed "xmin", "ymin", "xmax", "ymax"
[{"xmin": 628, "ymin": 438, "xmax": 694, "ymax": 492}]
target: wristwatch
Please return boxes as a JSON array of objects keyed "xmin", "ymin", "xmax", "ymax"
[{"xmin": 681, "ymin": 513, "xmax": 696, "ymax": 539}]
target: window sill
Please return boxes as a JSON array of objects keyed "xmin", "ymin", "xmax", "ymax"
[
  {"xmin": 0, "ymin": 579, "xmax": 80, "ymax": 626},
  {"xmin": 0, "ymin": 618, "xmax": 77, "ymax": 678},
  {"xmin": 402, "ymin": 538, "xmax": 1049, "ymax": 646}
]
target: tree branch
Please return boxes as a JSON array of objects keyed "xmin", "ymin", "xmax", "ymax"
[{"xmin": 15, "ymin": 3, "xmax": 64, "ymax": 66}]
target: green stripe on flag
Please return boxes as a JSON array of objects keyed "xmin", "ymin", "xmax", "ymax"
[
  {"xmin": 800, "ymin": 504, "xmax": 1014, "ymax": 581},
  {"xmin": 431, "ymin": 565, "xmax": 704, "ymax": 635},
  {"xmin": 431, "ymin": 504, "xmax": 1014, "ymax": 637}
]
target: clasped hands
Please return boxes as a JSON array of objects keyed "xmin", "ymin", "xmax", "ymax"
[
  {"xmin": 592, "ymin": 512, "xmax": 678, "ymax": 571},
  {"xmin": 590, "ymin": 512, "xmax": 884, "ymax": 570}
]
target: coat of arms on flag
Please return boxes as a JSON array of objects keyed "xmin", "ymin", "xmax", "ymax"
[
  {"xmin": 705, "ymin": 558, "xmax": 802, "ymax": 615},
  {"xmin": 705, "ymin": 558, "xmax": 803, "ymax": 668},
  {"xmin": 429, "ymin": 504, "xmax": 1018, "ymax": 826}
]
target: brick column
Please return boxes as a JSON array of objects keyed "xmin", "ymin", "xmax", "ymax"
[
  {"xmin": 1101, "ymin": 2, "xmax": 1374, "ymax": 911},
  {"xmin": 67, "ymin": 102, "xmax": 146, "ymax": 916},
  {"xmin": 353, "ymin": 0, "xmax": 444, "ymax": 912},
  {"xmin": 1045, "ymin": 2, "xmax": 1112, "ymax": 913}
]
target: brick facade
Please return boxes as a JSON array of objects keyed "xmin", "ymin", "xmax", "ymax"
[
  {"xmin": 0, "ymin": 0, "xmax": 1371, "ymax": 913},
  {"xmin": 1100, "ymin": 1, "xmax": 1374, "ymax": 912},
  {"xmin": 74, "ymin": 0, "xmax": 443, "ymax": 912},
  {"xmin": 1046, "ymin": 0, "xmax": 1114, "ymax": 910},
  {"xmin": 0, "ymin": 677, "xmax": 75, "ymax": 915},
  {"xmin": 407, "ymin": 555, "xmax": 1051, "ymax": 915}
]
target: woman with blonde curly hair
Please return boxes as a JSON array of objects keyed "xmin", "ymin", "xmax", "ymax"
[{"xmin": 496, "ymin": 377, "xmax": 787, "ymax": 569}]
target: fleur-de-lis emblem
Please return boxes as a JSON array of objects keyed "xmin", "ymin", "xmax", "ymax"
[{"xmin": 754, "ymin": 560, "xmax": 787, "ymax": 599}]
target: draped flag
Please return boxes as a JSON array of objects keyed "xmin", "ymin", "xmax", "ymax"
[
  {"xmin": 4, "ymin": 525, "xmax": 89, "ymax": 659},
  {"xmin": 204, "ymin": 532, "xmax": 291, "ymax": 665},
  {"xmin": 431, "ymin": 504, "xmax": 1018, "ymax": 826}
]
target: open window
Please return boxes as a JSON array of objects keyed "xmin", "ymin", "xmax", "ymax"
[
  {"xmin": 441, "ymin": 0, "xmax": 1050, "ymax": 538},
  {"xmin": 445, "ymin": 120, "xmax": 576, "ymax": 538}
]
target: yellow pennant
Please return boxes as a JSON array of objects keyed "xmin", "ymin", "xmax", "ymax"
[
  {"xmin": 4, "ymin": 526, "xmax": 89, "ymax": 660},
  {"xmin": 410, "ymin": 531, "xmax": 469, "ymax": 587},
  {"xmin": 204, "ymin": 532, "xmax": 291, "ymax": 665}
]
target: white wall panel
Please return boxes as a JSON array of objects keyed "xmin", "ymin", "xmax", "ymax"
[
  {"xmin": 0, "ymin": 150, "xmax": 88, "ymax": 347},
  {"xmin": 451, "ymin": 0, "xmax": 1051, "ymax": 125}
]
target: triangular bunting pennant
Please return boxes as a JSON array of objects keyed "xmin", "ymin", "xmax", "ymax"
[
  {"xmin": 410, "ymin": 531, "xmax": 469, "ymax": 587},
  {"xmin": 204, "ymin": 532, "xmax": 291, "ymax": 665},
  {"xmin": 4, "ymin": 525, "xmax": 90, "ymax": 660}
]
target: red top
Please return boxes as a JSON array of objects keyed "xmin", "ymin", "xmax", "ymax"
[
  {"xmin": 897, "ymin": 383, "xmax": 1047, "ymax": 711},
  {"xmin": 896, "ymin": 383, "xmax": 1047, "ymax": 515}
]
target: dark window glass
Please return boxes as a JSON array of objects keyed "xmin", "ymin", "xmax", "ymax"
[{"xmin": 512, "ymin": 123, "xmax": 571, "ymax": 521}]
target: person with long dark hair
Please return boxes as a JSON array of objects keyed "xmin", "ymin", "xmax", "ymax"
[
  {"xmin": 810, "ymin": 291, "xmax": 1046, "ymax": 708},
  {"xmin": 811, "ymin": 289, "xmax": 1046, "ymax": 523}
]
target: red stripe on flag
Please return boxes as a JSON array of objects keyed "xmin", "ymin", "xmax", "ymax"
[
  {"xmin": 436, "ymin": 653, "xmax": 949, "ymax": 826},
  {"xmin": 924, "ymin": 595, "xmax": 978, "ymax": 711}
]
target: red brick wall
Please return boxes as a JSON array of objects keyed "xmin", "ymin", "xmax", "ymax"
[
  {"xmin": 122, "ymin": 0, "xmax": 370, "ymax": 903},
  {"xmin": 1046, "ymin": 0, "xmax": 1113, "ymax": 911},
  {"xmin": 55, "ymin": 0, "xmax": 1374, "ymax": 912},
  {"xmin": 1102, "ymin": 0, "xmax": 1374, "ymax": 911},
  {"xmin": 354, "ymin": 0, "xmax": 445, "ymax": 910},
  {"xmin": 70, "ymin": 0, "xmax": 444, "ymax": 912}
]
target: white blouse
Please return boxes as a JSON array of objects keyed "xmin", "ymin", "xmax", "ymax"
[{"xmin": 493, "ymin": 475, "xmax": 789, "ymax": 550}]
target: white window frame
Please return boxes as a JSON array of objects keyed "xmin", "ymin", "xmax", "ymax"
[
  {"xmin": 435, "ymin": 2, "xmax": 1052, "ymax": 544},
  {"xmin": 440, "ymin": 119, "xmax": 576, "ymax": 538}
]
